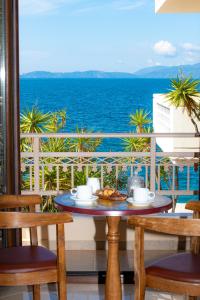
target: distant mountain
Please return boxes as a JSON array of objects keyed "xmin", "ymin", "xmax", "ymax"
[
  {"xmin": 21, "ymin": 63, "xmax": 200, "ymax": 79},
  {"xmin": 134, "ymin": 63, "xmax": 200, "ymax": 78},
  {"xmin": 21, "ymin": 70, "xmax": 136, "ymax": 79}
]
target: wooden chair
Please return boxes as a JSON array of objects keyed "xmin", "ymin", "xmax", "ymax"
[
  {"xmin": 128, "ymin": 216, "xmax": 200, "ymax": 300},
  {"xmin": 0, "ymin": 194, "xmax": 73, "ymax": 300},
  {"xmin": 185, "ymin": 200, "xmax": 200, "ymax": 254}
]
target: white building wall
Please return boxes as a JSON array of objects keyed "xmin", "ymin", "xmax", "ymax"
[{"xmin": 153, "ymin": 94, "xmax": 200, "ymax": 152}]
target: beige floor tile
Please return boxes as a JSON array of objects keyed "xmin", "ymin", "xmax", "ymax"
[
  {"xmin": 66, "ymin": 250, "xmax": 176, "ymax": 272},
  {"xmin": 0, "ymin": 284, "xmax": 193, "ymax": 300}
]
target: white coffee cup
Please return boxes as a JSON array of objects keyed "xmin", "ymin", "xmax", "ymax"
[
  {"xmin": 87, "ymin": 177, "xmax": 100, "ymax": 194},
  {"xmin": 70, "ymin": 185, "xmax": 92, "ymax": 200},
  {"xmin": 134, "ymin": 188, "xmax": 155, "ymax": 204}
]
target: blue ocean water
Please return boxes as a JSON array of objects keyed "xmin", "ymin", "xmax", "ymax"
[
  {"xmin": 20, "ymin": 78, "xmax": 199, "ymax": 201},
  {"xmin": 20, "ymin": 78, "xmax": 171, "ymax": 133}
]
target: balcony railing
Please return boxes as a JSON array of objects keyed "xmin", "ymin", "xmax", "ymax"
[{"xmin": 20, "ymin": 132, "xmax": 199, "ymax": 210}]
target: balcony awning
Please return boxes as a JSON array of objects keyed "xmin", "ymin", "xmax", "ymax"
[{"xmin": 155, "ymin": 0, "xmax": 200, "ymax": 13}]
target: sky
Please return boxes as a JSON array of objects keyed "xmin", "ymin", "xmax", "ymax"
[{"xmin": 19, "ymin": 0, "xmax": 200, "ymax": 74}]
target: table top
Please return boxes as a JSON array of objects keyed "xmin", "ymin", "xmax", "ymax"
[{"xmin": 55, "ymin": 193, "xmax": 172, "ymax": 216}]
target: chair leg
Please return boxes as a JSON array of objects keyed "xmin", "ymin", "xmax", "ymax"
[
  {"xmin": 134, "ymin": 283, "xmax": 145, "ymax": 300},
  {"xmin": 33, "ymin": 285, "xmax": 40, "ymax": 300},
  {"xmin": 57, "ymin": 223, "xmax": 67, "ymax": 300},
  {"xmin": 58, "ymin": 278, "xmax": 66, "ymax": 300}
]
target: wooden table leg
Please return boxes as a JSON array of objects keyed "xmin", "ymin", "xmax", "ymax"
[{"xmin": 105, "ymin": 216, "xmax": 122, "ymax": 300}]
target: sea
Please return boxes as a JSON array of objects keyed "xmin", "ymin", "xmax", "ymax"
[
  {"xmin": 20, "ymin": 78, "xmax": 199, "ymax": 202},
  {"xmin": 20, "ymin": 78, "xmax": 171, "ymax": 134}
]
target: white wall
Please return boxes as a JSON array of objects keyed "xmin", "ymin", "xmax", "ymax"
[
  {"xmin": 153, "ymin": 93, "xmax": 199, "ymax": 152},
  {"xmin": 23, "ymin": 213, "xmax": 188, "ymax": 251}
]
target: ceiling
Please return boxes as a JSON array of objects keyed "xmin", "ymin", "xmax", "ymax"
[{"xmin": 155, "ymin": 0, "xmax": 200, "ymax": 13}]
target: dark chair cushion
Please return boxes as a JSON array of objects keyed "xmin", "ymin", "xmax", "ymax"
[
  {"xmin": 146, "ymin": 252, "xmax": 200, "ymax": 283},
  {"xmin": 0, "ymin": 246, "xmax": 57, "ymax": 273}
]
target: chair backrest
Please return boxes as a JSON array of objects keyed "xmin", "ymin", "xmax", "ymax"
[
  {"xmin": 185, "ymin": 200, "xmax": 200, "ymax": 217},
  {"xmin": 185, "ymin": 200, "xmax": 200, "ymax": 254},
  {"xmin": 0, "ymin": 211, "xmax": 73, "ymax": 229},
  {"xmin": 0, "ymin": 211, "xmax": 73, "ymax": 250},
  {"xmin": 128, "ymin": 216, "xmax": 200, "ymax": 237},
  {"xmin": 0, "ymin": 195, "xmax": 41, "ymax": 210},
  {"xmin": 129, "ymin": 216, "xmax": 200, "ymax": 283},
  {"xmin": 0, "ymin": 195, "xmax": 42, "ymax": 246}
]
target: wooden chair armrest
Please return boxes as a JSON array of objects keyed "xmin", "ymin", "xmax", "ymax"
[
  {"xmin": 185, "ymin": 201, "xmax": 200, "ymax": 213},
  {"xmin": 0, "ymin": 195, "xmax": 41, "ymax": 209},
  {"xmin": 0, "ymin": 212, "xmax": 73, "ymax": 229},
  {"xmin": 128, "ymin": 216, "xmax": 200, "ymax": 236}
]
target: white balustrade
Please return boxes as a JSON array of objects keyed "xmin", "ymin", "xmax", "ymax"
[{"xmin": 20, "ymin": 133, "xmax": 199, "ymax": 206}]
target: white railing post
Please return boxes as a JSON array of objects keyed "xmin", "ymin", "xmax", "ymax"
[
  {"xmin": 150, "ymin": 137, "xmax": 156, "ymax": 192},
  {"xmin": 33, "ymin": 137, "xmax": 40, "ymax": 193}
]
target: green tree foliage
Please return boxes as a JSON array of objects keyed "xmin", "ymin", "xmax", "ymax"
[
  {"xmin": 20, "ymin": 106, "xmax": 52, "ymax": 133},
  {"xmin": 68, "ymin": 127, "xmax": 101, "ymax": 152},
  {"xmin": 129, "ymin": 109, "xmax": 152, "ymax": 133},
  {"xmin": 166, "ymin": 76, "xmax": 200, "ymax": 133},
  {"xmin": 124, "ymin": 109, "xmax": 152, "ymax": 152},
  {"xmin": 20, "ymin": 107, "xmax": 67, "ymax": 152}
]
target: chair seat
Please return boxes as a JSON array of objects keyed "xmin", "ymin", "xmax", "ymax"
[
  {"xmin": 146, "ymin": 252, "xmax": 200, "ymax": 283},
  {"xmin": 0, "ymin": 246, "xmax": 57, "ymax": 274}
]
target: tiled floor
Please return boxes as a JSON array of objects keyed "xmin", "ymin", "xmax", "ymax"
[
  {"xmin": 66, "ymin": 250, "xmax": 177, "ymax": 273},
  {"xmin": 0, "ymin": 284, "xmax": 188, "ymax": 300}
]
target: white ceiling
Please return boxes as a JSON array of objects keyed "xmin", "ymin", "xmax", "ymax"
[{"xmin": 155, "ymin": 0, "xmax": 200, "ymax": 13}]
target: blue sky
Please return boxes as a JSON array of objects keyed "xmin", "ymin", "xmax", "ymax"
[{"xmin": 19, "ymin": 0, "xmax": 200, "ymax": 73}]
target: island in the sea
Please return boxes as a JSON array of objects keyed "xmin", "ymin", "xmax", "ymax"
[{"xmin": 21, "ymin": 62, "xmax": 200, "ymax": 79}]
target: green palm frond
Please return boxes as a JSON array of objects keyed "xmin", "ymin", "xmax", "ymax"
[
  {"xmin": 129, "ymin": 109, "xmax": 152, "ymax": 133},
  {"xmin": 123, "ymin": 132, "xmax": 150, "ymax": 152},
  {"xmin": 68, "ymin": 127, "xmax": 102, "ymax": 152},
  {"xmin": 20, "ymin": 106, "xmax": 52, "ymax": 133},
  {"xmin": 167, "ymin": 76, "xmax": 200, "ymax": 118},
  {"xmin": 58, "ymin": 109, "xmax": 67, "ymax": 127},
  {"xmin": 41, "ymin": 137, "xmax": 68, "ymax": 153},
  {"xmin": 45, "ymin": 109, "xmax": 67, "ymax": 132}
]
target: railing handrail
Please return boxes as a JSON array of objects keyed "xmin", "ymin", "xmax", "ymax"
[
  {"xmin": 21, "ymin": 151, "xmax": 197, "ymax": 158},
  {"xmin": 20, "ymin": 132, "xmax": 199, "ymax": 138}
]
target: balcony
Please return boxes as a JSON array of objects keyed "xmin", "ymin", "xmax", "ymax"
[
  {"xmin": 20, "ymin": 132, "xmax": 199, "ymax": 212},
  {"xmin": 18, "ymin": 133, "xmax": 200, "ymax": 290}
]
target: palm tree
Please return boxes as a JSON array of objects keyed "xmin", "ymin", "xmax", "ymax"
[
  {"xmin": 20, "ymin": 106, "xmax": 52, "ymax": 152},
  {"xmin": 123, "ymin": 136, "xmax": 150, "ymax": 152},
  {"xmin": 45, "ymin": 109, "xmax": 67, "ymax": 132},
  {"xmin": 129, "ymin": 109, "xmax": 152, "ymax": 133},
  {"xmin": 166, "ymin": 76, "xmax": 200, "ymax": 133},
  {"xmin": 21, "ymin": 107, "xmax": 67, "ymax": 134},
  {"xmin": 58, "ymin": 110, "xmax": 67, "ymax": 128},
  {"xmin": 20, "ymin": 107, "xmax": 69, "ymax": 211},
  {"xmin": 68, "ymin": 127, "xmax": 101, "ymax": 152},
  {"xmin": 125, "ymin": 109, "xmax": 152, "ymax": 152},
  {"xmin": 20, "ymin": 106, "xmax": 51, "ymax": 133}
]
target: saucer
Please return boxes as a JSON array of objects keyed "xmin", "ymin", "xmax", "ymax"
[
  {"xmin": 70, "ymin": 195, "xmax": 98, "ymax": 205},
  {"xmin": 127, "ymin": 198, "xmax": 152, "ymax": 207}
]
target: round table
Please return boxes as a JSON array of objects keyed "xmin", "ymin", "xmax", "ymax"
[{"xmin": 55, "ymin": 193, "xmax": 172, "ymax": 300}]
